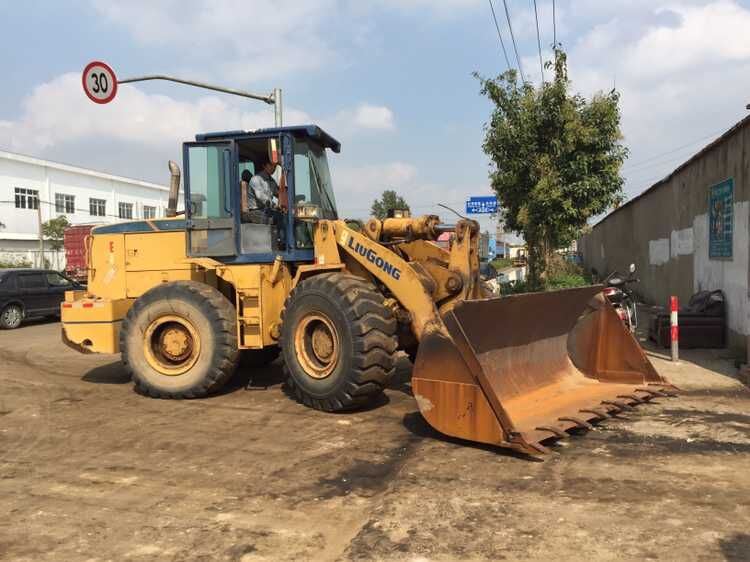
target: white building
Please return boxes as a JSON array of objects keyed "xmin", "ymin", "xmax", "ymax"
[{"xmin": 0, "ymin": 150, "xmax": 172, "ymax": 265}]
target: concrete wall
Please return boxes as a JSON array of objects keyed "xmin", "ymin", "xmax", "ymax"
[{"xmin": 580, "ymin": 120, "xmax": 750, "ymax": 353}]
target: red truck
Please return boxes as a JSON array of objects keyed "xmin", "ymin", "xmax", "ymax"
[{"xmin": 63, "ymin": 224, "xmax": 97, "ymax": 282}]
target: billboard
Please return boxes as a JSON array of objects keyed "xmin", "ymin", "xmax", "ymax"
[{"xmin": 709, "ymin": 178, "xmax": 733, "ymax": 259}]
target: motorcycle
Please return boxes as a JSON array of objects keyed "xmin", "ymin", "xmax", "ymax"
[{"xmin": 603, "ymin": 263, "xmax": 639, "ymax": 332}]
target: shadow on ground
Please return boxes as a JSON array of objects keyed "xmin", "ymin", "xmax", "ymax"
[
  {"xmin": 719, "ymin": 533, "xmax": 750, "ymax": 562},
  {"xmin": 81, "ymin": 361, "xmax": 130, "ymax": 384}
]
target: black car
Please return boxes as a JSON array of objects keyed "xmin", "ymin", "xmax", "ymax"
[{"xmin": 0, "ymin": 269, "xmax": 84, "ymax": 329}]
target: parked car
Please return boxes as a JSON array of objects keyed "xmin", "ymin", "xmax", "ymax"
[{"xmin": 0, "ymin": 269, "xmax": 84, "ymax": 329}]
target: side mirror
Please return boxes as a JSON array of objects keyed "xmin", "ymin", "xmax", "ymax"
[{"xmin": 629, "ymin": 263, "xmax": 636, "ymax": 274}]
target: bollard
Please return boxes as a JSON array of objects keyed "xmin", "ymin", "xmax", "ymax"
[{"xmin": 670, "ymin": 296, "xmax": 679, "ymax": 362}]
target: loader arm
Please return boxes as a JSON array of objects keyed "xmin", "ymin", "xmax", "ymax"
[{"xmin": 330, "ymin": 220, "xmax": 446, "ymax": 340}]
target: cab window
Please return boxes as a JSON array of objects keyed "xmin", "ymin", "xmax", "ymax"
[{"xmin": 293, "ymin": 140, "xmax": 337, "ymax": 219}]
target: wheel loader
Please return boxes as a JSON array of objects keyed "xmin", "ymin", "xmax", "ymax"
[{"xmin": 60, "ymin": 125, "xmax": 675, "ymax": 455}]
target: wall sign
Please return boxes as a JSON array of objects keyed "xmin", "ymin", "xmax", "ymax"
[{"xmin": 709, "ymin": 178, "xmax": 733, "ymax": 259}]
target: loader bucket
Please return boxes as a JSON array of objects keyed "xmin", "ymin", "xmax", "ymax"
[{"xmin": 411, "ymin": 286, "xmax": 676, "ymax": 455}]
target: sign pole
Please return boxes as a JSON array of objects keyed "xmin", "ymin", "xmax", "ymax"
[
  {"xmin": 82, "ymin": 62, "xmax": 283, "ymax": 124},
  {"xmin": 670, "ymin": 296, "xmax": 679, "ymax": 362}
]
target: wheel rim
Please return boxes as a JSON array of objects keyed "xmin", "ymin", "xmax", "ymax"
[
  {"xmin": 143, "ymin": 315, "xmax": 201, "ymax": 375},
  {"xmin": 294, "ymin": 312, "xmax": 340, "ymax": 379},
  {"xmin": 2, "ymin": 306, "xmax": 21, "ymax": 327}
]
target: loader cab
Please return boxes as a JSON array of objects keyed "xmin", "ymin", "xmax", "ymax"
[{"xmin": 183, "ymin": 125, "xmax": 340, "ymax": 263}]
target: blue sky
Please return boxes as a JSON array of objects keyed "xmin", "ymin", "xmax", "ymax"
[{"xmin": 2, "ymin": 0, "xmax": 750, "ymax": 224}]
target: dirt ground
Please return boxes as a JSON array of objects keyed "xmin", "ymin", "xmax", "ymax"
[{"xmin": 1, "ymin": 316, "xmax": 750, "ymax": 562}]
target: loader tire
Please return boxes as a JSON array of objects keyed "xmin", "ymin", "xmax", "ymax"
[
  {"xmin": 120, "ymin": 281, "xmax": 239, "ymax": 399},
  {"xmin": 280, "ymin": 273, "xmax": 398, "ymax": 411}
]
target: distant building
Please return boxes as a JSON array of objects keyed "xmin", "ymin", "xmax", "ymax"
[
  {"xmin": 579, "ymin": 115, "xmax": 750, "ymax": 355},
  {"xmin": 0, "ymin": 150, "xmax": 172, "ymax": 263}
]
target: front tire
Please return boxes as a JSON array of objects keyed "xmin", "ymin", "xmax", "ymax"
[
  {"xmin": 120, "ymin": 281, "xmax": 239, "ymax": 398},
  {"xmin": 0, "ymin": 304, "xmax": 23, "ymax": 329},
  {"xmin": 280, "ymin": 273, "xmax": 398, "ymax": 411}
]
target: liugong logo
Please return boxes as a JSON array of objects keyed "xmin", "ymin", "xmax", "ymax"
[{"xmin": 347, "ymin": 237, "xmax": 402, "ymax": 280}]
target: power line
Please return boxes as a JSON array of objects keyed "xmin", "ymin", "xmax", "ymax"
[
  {"xmin": 552, "ymin": 0, "xmax": 557, "ymax": 46},
  {"xmin": 621, "ymin": 127, "xmax": 727, "ymax": 173},
  {"xmin": 533, "ymin": 0, "xmax": 544, "ymax": 81},
  {"xmin": 501, "ymin": 0, "xmax": 525, "ymax": 82},
  {"xmin": 488, "ymin": 0, "xmax": 513, "ymax": 73}
]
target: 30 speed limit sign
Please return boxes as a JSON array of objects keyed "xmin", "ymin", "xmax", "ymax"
[{"xmin": 82, "ymin": 61, "xmax": 118, "ymax": 104}]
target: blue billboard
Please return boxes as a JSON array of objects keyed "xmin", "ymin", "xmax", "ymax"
[
  {"xmin": 466, "ymin": 196, "xmax": 498, "ymax": 215},
  {"xmin": 709, "ymin": 178, "xmax": 733, "ymax": 258}
]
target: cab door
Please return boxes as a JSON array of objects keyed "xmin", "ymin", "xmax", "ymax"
[{"xmin": 183, "ymin": 141, "xmax": 237, "ymax": 257}]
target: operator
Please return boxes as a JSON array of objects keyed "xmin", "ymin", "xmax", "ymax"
[{"xmin": 240, "ymin": 158, "xmax": 279, "ymax": 224}]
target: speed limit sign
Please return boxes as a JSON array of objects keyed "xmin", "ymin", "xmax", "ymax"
[{"xmin": 82, "ymin": 61, "xmax": 118, "ymax": 104}]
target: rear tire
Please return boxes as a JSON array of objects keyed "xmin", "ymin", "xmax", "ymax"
[
  {"xmin": 120, "ymin": 281, "xmax": 239, "ymax": 398},
  {"xmin": 280, "ymin": 273, "xmax": 398, "ymax": 411},
  {"xmin": 0, "ymin": 304, "xmax": 23, "ymax": 329}
]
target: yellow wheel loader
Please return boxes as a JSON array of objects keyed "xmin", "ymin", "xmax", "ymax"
[{"xmin": 61, "ymin": 125, "xmax": 675, "ymax": 455}]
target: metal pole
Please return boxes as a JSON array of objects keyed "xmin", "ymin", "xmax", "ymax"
[
  {"xmin": 118, "ymin": 75, "xmax": 276, "ymax": 105},
  {"xmin": 273, "ymin": 88, "xmax": 283, "ymax": 127}
]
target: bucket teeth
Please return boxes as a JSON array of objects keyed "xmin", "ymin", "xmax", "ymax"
[
  {"xmin": 634, "ymin": 388, "xmax": 663, "ymax": 399},
  {"xmin": 579, "ymin": 408, "xmax": 609, "ymax": 420},
  {"xmin": 558, "ymin": 417, "xmax": 594, "ymax": 430},
  {"xmin": 601, "ymin": 400, "xmax": 633, "ymax": 412},
  {"xmin": 535, "ymin": 425, "xmax": 568, "ymax": 439},
  {"xmin": 617, "ymin": 394, "xmax": 645, "ymax": 404}
]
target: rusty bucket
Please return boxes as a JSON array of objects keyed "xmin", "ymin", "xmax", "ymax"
[{"xmin": 411, "ymin": 286, "xmax": 676, "ymax": 455}]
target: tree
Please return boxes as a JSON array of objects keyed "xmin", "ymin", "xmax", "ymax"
[
  {"xmin": 370, "ymin": 190, "xmax": 410, "ymax": 219},
  {"xmin": 476, "ymin": 49, "xmax": 627, "ymax": 289},
  {"xmin": 42, "ymin": 215, "xmax": 70, "ymax": 251}
]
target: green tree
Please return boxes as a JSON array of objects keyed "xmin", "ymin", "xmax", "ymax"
[
  {"xmin": 370, "ymin": 189, "xmax": 410, "ymax": 219},
  {"xmin": 42, "ymin": 215, "xmax": 70, "ymax": 251},
  {"xmin": 476, "ymin": 49, "xmax": 627, "ymax": 289}
]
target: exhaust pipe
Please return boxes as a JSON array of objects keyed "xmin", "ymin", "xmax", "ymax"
[{"xmin": 166, "ymin": 160, "xmax": 180, "ymax": 218}]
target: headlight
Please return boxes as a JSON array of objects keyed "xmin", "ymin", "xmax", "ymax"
[{"xmin": 295, "ymin": 204, "xmax": 321, "ymax": 220}]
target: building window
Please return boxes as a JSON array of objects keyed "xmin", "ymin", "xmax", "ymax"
[
  {"xmin": 143, "ymin": 205, "xmax": 156, "ymax": 219},
  {"xmin": 14, "ymin": 187, "xmax": 39, "ymax": 210},
  {"xmin": 89, "ymin": 198, "xmax": 106, "ymax": 217},
  {"xmin": 55, "ymin": 193, "xmax": 75, "ymax": 214},
  {"xmin": 118, "ymin": 202, "xmax": 133, "ymax": 219}
]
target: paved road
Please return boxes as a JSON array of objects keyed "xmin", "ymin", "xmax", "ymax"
[{"xmin": 1, "ymin": 319, "xmax": 750, "ymax": 561}]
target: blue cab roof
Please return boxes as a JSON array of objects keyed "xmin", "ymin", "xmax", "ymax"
[{"xmin": 195, "ymin": 124, "xmax": 341, "ymax": 153}]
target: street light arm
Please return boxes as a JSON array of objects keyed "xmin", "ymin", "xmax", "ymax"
[{"xmin": 118, "ymin": 75, "xmax": 276, "ymax": 105}]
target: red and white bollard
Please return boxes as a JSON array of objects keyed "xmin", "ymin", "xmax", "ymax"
[{"xmin": 670, "ymin": 296, "xmax": 679, "ymax": 362}]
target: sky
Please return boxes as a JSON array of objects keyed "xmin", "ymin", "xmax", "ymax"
[{"xmin": 1, "ymin": 0, "xmax": 750, "ymax": 228}]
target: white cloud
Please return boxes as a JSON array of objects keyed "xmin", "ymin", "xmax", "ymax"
[
  {"xmin": 352, "ymin": 104, "xmax": 396, "ymax": 131},
  {"xmin": 91, "ymin": 0, "xmax": 340, "ymax": 83},
  {"xmin": 324, "ymin": 103, "xmax": 396, "ymax": 135},
  {"xmin": 0, "ymin": 72, "xmax": 396, "ymax": 183}
]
